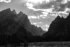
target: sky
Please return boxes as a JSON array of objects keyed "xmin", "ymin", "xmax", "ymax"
[{"xmin": 0, "ymin": 0, "xmax": 70, "ymax": 31}]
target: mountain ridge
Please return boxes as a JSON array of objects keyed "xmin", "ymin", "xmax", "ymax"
[
  {"xmin": 0, "ymin": 8, "xmax": 45, "ymax": 36},
  {"xmin": 42, "ymin": 13, "xmax": 70, "ymax": 41}
]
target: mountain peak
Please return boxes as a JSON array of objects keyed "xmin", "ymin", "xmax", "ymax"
[
  {"xmin": 55, "ymin": 16, "xmax": 61, "ymax": 20},
  {"xmin": 12, "ymin": 9, "xmax": 16, "ymax": 14},
  {"xmin": 6, "ymin": 8, "xmax": 11, "ymax": 11},
  {"xmin": 3, "ymin": 8, "xmax": 11, "ymax": 12},
  {"xmin": 18, "ymin": 11, "xmax": 23, "ymax": 15}
]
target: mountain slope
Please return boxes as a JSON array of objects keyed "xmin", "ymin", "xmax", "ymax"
[
  {"xmin": 42, "ymin": 14, "xmax": 70, "ymax": 41},
  {"xmin": 14, "ymin": 10, "xmax": 45, "ymax": 36},
  {"xmin": 0, "ymin": 8, "xmax": 33, "ymax": 45},
  {"xmin": 0, "ymin": 8, "xmax": 45, "ymax": 45}
]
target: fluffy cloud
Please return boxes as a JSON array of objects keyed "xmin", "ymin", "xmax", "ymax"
[
  {"xmin": 0, "ymin": 0, "xmax": 11, "ymax": 3},
  {"xmin": 28, "ymin": 15, "xmax": 40, "ymax": 19},
  {"xmin": 25, "ymin": 0, "xmax": 70, "ymax": 18},
  {"xmin": 31, "ymin": 22, "xmax": 42, "ymax": 27},
  {"xmin": 31, "ymin": 21, "xmax": 49, "ymax": 31},
  {"xmin": 31, "ymin": 23, "xmax": 38, "ymax": 25},
  {"xmin": 61, "ymin": 0, "xmax": 68, "ymax": 4},
  {"xmin": 41, "ymin": 24, "xmax": 49, "ymax": 31}
]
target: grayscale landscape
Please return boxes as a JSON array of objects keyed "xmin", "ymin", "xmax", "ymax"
[{"xmin": 0, "ymin": 0, "xmax": 70, "ymax": 47}]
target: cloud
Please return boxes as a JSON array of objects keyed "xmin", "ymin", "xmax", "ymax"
[
  {"xmin": 31, "ymin": 22, "xmax": 43, "ymax": 25},
  {"xmin": 25, "ymin": 1, "xmax": 55, "ymax": 18},
  {"xmin": 28, "ymin": 15, "xmax": 40, "ymax": 19},
  {"xmin": 39, "ymin": 13, "xmax": 48, "ymax": 19},
  {"xmin": 61, "ymin": 0, "xmax": 68, "ymax": 4},
  {"xmin": 31, "ymin": 23, "xmax": 37, "ymax": 25},
  {"xmin": 0, "ymin": 0, "xmax": 11, "ymax": 3},
  {"xmin": 25, "ymin": 1, "xmax": 54, "ymax": 18},
  {"xmin": 41, "ymin": 24, "xmax": 49, "ymax": 31},
  {"xmin": 31, "ymin": 22, "xmax": 40, "ymax": 27},
  {"xmin": 31, "ymin": 22, "xmax": 50, "ymax": 31},
  {"xmin": 25, "ymin": 0, "xmax": 70, "ymax": 18}
]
